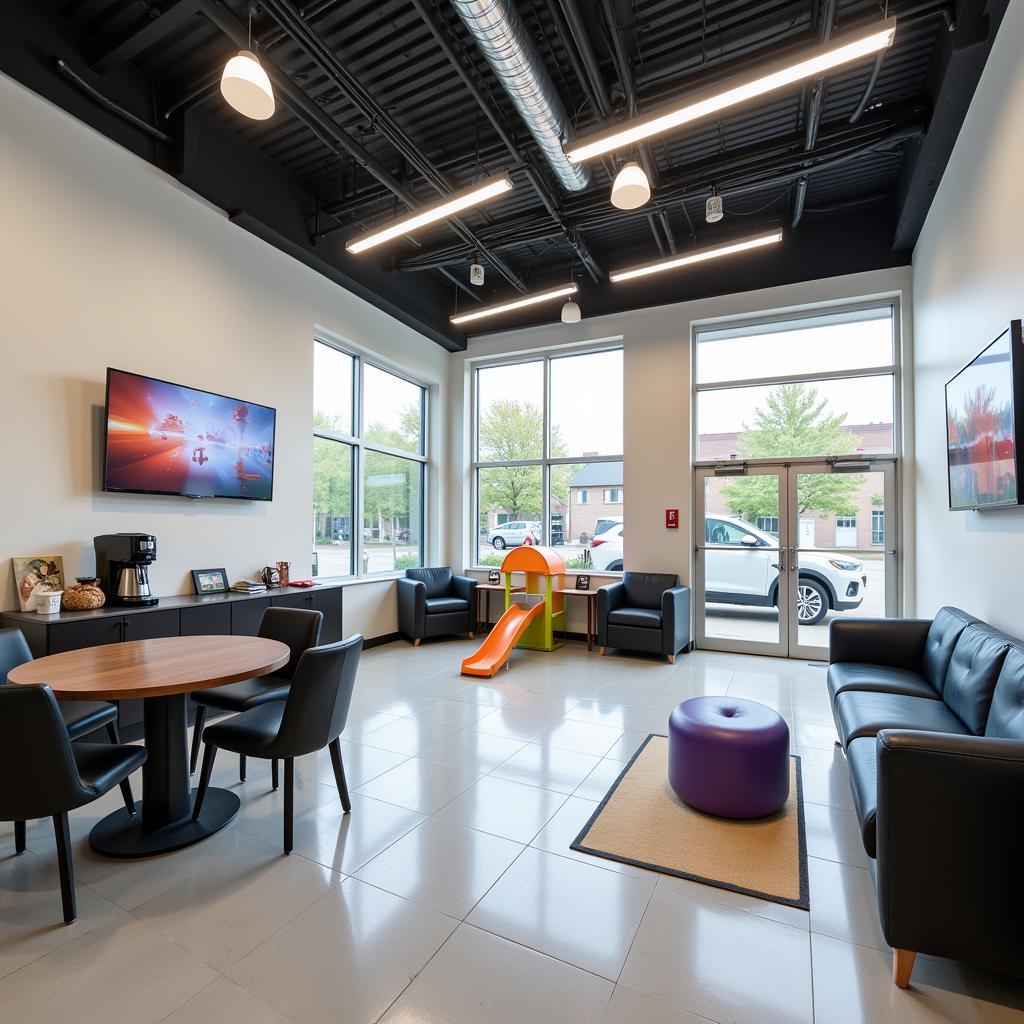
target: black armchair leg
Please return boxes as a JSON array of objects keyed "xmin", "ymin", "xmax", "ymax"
[
  {"xmin": 328, "ymin": 738, "xmax": 351, "ymax": 813},
  {"xmin": 189, "ymin": 706, "xmax": 208, "ymax": 775},
  {"xmin": 14, "ymin": 820, "xmax": 26, "ymax": 854},
  {"xmin": 192, "ymin": 744, "xmax": 218, "ymax": 821},
  {"xmin": 52, "ymin": 812, "xmax": 76, "ymax": 924},
  {"xmin": 284, "ymin": 758, "xmax": 294, "ymax": 854},
  {"xmin": 104, "ymin": 719, "xmax": 137, "ymax": 815},
  {"xmin": 272, "ymin": 758, "xmax": 279, "ymax": 791},
  {"xmin": 239, "ymin": 754, "xmax": 247, "ymax": 783}
]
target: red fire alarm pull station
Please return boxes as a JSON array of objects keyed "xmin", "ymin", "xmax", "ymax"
[{"xmin": 665, "ymin": 509, "xmax": 679, "ymax": 529}]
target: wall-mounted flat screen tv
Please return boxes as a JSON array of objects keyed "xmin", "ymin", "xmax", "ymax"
[
  {"xmin": 945, "ymin": 321, "xmax": 1024, "ymax": 511},
  {"xmin": 103, "ymin": 368, "xmax": 276, "ymax": 500}
]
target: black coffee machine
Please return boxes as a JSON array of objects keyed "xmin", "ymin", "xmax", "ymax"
[{"xmin": 94, "ymin": 533, "xmax": 159, "ymax": 607}]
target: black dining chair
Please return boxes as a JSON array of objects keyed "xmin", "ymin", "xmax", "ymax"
[
  {"xmin": 0, "ymin": 627, "xmax": 137, "ymax": 816},
  {"xmin": 0, "ymin": 684, "xmax": 146, "ymax": 923},
  {"xmin": 192, "ymin": 634, "xmax": 363, "ymax": 853},
  {"xmin": 189, "ymin": 607, "xmax": 323, "ymax": 784}
]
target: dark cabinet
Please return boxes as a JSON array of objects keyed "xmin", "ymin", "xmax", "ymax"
[
  {"xmin": 123, "ymin": 609, "xmax": 180, "ymax": 642},
  {"xmin": 48, "ymin": 617, "xmax": 124, "ymax": 654},
  {"xmin": 310, "ymin": 588, "xmax": 343, "ymax": 644},
  {"xmin": 231, "ymin": 597, "xmax": 271, "ymax": 636},
  {"xmin": 180, "ymin": 604, "xmax": 232, "ymax": 636},
  {"xmin": 269, "ymin": 592, "xmax": 310, "ymax": 610}
]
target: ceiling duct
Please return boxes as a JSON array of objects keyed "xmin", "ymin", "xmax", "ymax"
[{"xmin": 450, "ymin": 0, "xmax": 590, "ymax": 192}]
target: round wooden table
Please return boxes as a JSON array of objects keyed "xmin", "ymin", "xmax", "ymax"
[{"xmin": 8, "ymin": 635, "xmax": 289, "ymax": 858}]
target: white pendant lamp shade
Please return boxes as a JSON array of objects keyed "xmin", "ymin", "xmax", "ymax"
[
  {"xmin": 560, "ymin": 299, "xmax": 582, "ymax": 323},
  {"xmin": 221, "ymin": 50, "xmax": 275, "ymax": 120},
  {"xmin": 610, "ymin": 161, "xmax": 651, "ymax": 210}
]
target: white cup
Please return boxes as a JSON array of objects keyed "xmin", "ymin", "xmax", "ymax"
[{"xmin": 36, "ymin": 590, "xmax": 63, "ymax": 614}]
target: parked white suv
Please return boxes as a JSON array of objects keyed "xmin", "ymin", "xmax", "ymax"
[
  {"xmin": 486, "ymin": 520, "xmax": 541, "ymax": 549},
  {"xmin": 590, "ymin": 515, "xmax": 866, "ymax": 625}
]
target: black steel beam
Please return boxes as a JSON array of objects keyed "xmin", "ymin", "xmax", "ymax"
[
  {"xmin": 892, "ymin": 0, "xmax": 1009, "ymax": 250},
  {"xmin": 91, "ymin": 1, "xmax": 201, "ymax": 75}
]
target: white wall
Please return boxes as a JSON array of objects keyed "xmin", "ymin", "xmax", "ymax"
[
  {"xmin": 912, "ymin": 0, "xmax": 1024, "ymax": 630},
  {"xmin": 0, "ymin": 72, "xmax": 449, "ymax": 640},
  {"xmin": 449, "ymin": 266, "xmax": 915, "ymax": 634}
]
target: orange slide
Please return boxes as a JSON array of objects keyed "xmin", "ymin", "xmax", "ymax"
[{"xmin": 461, "ymin": 603, "xmax": 545, "ymax": 678}]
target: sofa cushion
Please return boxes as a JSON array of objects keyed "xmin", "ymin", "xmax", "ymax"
[
  {"xmin": 846, "ymin": 737, "xmax": 879, "ymax": 857},
  {"xmin": 827, "ymin": 663, "xmax": 939, "ymax": 702},
  {"xmin": 923, "ymin": 607, "xmax": 977, "ymax": 692},
  {"xmin": 608, "ymin": 607, "xmax": 662, "ymax": 629},
  {"xmin": 622, "ymin": 572, "xmax": 678, "ymax": 610},
  {"xmin": 941, "ymin": 625, "xmax": 1011, "ymax": 735},
  {"xmin": 985, "ymin": 645, "xmax": 1024, "ymax": 740},
  {"xmin": 834, "ymin": 691, "xmax": 971, "ymax": 747},
  {"xmin": 424, "ymin": 596, "xmax": 468, "ymax": 615},
  {"xmin": 406, "ymin": 566, "xmax": 453, "ymax": 599}
]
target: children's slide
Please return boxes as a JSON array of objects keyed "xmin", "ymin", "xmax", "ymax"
[{"xmin": 460, "ymin": 602, "xmax": 545, "ymax": 678}]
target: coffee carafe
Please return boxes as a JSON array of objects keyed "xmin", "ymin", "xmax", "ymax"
[{"xmin": 94, "ymin": 533, "xmax": 160, "ymax": 607}]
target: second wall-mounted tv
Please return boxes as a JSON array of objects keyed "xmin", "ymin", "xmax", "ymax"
[
  {"xmin": 104, "ymin": 368, "xmax": 276, "ymax": 500},
  {"xmin": 945, "ymin": 321, "xmax": 1024, "ymax": 511}
]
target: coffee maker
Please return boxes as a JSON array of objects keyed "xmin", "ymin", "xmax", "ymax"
[{"xmin": 94, "ymin": 533, "xmax": 159, "ymax": 607}]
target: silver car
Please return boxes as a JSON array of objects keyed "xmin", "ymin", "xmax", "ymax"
[{"xmin": 486, "ymin": 520, "xmax": 541, "ymax": 549}]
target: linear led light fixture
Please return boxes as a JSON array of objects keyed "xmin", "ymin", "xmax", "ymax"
[
  {"xmin": 565, "ymin": 18, "xmax": 896, "ymax": 163},
  {"xmin": 346, "ymin": 173, "xmax": 513, "ymax": 254},
  {"xmin": 450, "ymin": 284, "xmax": 578, "ymax": 326},
  {"xmin": 610, "ymin": 231, "xmax": 783, "ymax": 283}
]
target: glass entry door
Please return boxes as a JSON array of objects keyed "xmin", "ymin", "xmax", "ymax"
[{"xmin": 695, "ymin": 460, "xmax": 898, "ymax": 660}]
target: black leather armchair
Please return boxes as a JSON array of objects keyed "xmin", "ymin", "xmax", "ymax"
[
  {"xmin": 597, "ymin": 572, "xmax": 690, "ymax": 663},
  {"xmin": 0, "ymin": 684, "xmax": 147, "ymax": 923},
  {"xmin": 828, "ymin": 609, "xmax": 1024, "ymax": 987},
  {"xmin": 397, "ymin": 567, "xmax": 477, "ymax": 645}
]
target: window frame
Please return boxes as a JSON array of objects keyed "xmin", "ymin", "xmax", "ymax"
[
  {"xmin": 871, "ymin": 509, "xmax": 885, "ymax": 546},
  {"xmin": 470, "ymin": 342, "xmax": 624, "ymax": 570},
  {"xmin": 313, "ymin": 337, "xmax": 428, "ymax": 580},
  {"xmin": 692, "ymin": 299, "xmax": 901, "ymax": 466}
]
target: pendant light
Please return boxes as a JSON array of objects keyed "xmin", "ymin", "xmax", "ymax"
[
  {"xmin": 561, "ymin": 252, "xmax": 582, "ymax": 323},
  {"xmin": 221, "ymin": 8, "xmax": 275, "ymax": 121},
  {"xmin": 610, "ymin": 160, "xmax": 651, "ymax": 210}
]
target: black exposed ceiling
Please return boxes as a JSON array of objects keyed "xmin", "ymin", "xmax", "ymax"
[{"xmin": 0, "ymin": 0, "xmax": 1008, "ymax": 350}]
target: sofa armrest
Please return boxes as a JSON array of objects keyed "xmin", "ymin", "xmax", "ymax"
[
  {"xmin": 828, "ymin": 616, "xmax": 932, "ymax": 671},
  {"xmin": 451, "ymin": 575, "xmax": 477, "ymax": 604},
  {"xmin": 597, "ymin": 582, "xmax": 625, "ymax": 647},
  {"xmin": 396, "ymin": 577, "xmax": 426, "ymax": 639},
  {"xmin": 875, "ymin": 729, "xmax": 1024, "ymax": 974},
  {"xmin": 661, "ymin": 586, "xmax": 691, "ymax": 657}
]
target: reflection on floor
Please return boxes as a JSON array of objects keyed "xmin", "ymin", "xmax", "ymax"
[{"xmin": 2, "ymin": 640, "xmax": 1022, "ymax": 1023}]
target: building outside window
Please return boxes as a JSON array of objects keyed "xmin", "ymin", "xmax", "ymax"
[
  {"xmin": 313, "ymin": 340, "xmax": 426, "ymax": 577},
  {"xmin": 756, "ymin": 516, "xmax": 780, "ymax": 535},
  {"xmin": 474, "ymin": 347, "xmax": 623, "ymax": 568},
  {"xmin": 872, "ymin": 509, "xmax": 885, "ymax": 545},
  {"xmin": 835, "ymin": 515, "xmax": 858, "ymax": 547}
]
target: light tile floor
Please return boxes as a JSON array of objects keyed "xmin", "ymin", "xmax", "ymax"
[{"xmin": 2, "ymin": 640, "xmax": 1023, "ymax": 1023}]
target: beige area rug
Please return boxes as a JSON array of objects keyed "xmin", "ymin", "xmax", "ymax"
[{"xmin": 572, "ymin": 734, "xmax": 809, "ymax": 910}]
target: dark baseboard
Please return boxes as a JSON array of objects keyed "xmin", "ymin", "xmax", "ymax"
[{"xmin": 365, "ymin": 631, "xmax": 404, "ymax": 649}]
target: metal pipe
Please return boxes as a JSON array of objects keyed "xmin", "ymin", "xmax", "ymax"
[
  {"xmin": 848, "ymin": 52, "xmax": 885, "ymax": 124},
  {"xmin": 791, "ymin": 175, "xmax": 808, "ymax": 228},
  {"xmin": 55, "ymin": 58, "xmax": 170, "ymax": 142},
  {"xmin": 450, "ymin": 0, "xmax": 590, "ymax": 192}
]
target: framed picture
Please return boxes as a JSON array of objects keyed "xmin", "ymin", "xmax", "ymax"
[
  {"xmin": 191, "ymin": 568, "xmax": 229, "ymax": 594},
  {"xmin": 12, "ymin": 555, "xmax": 65, "ymax": 612},
  {"xmin": 488, "ymin": 569, "xmax": 501, "ymax": 584},
  {"xmin": 575, "ymin": 574, "xmax": 591, "ymax": 591}
]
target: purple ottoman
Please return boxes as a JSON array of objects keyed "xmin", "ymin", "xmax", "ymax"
[{"xmin": 668, "ymin": 697, "xmax": 790, "ymax": 819}]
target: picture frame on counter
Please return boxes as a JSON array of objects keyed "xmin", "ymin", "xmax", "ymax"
[
  {"xmin": 488, "ymin": 569, "xmax": 501, "ymax": 584},
  {"xmin": 575, "ymin": 574, "xmax": 591, "ymax": 591},
  {"xmin": 191, "ymin": 568, "xmax": 229, "ymax": 595}
]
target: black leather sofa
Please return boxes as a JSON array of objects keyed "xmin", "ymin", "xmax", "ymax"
[
  {"xmin": 828, "ymin": 607, "xmax": 1024, "ymax": 988},
  {"xmin": 396, "ymin": 567, "xmax": 477, "ymax": 645},
  {"xmin": 597, "ymin": 572, "xmax": 690, "ymax": 663}
]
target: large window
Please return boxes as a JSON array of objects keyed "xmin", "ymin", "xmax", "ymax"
[
  {"xmin": 313, "ymin": 340, "xmax": 426, "ymax": 577},
  {"xmin": 474, "ymin": 347, "xmax": 623, "ymax": 568},
  {"xmin": 695, "ymin": 306, "xmax": 897, "ymax": 461}
]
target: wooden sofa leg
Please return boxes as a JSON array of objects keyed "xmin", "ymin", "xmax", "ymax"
[
  {"xmin": 599, "ymin": 646, "xmax": 606, "ymax": 656},
  {"xmin": 667, "ymin": 654, "xmax": 676, "ymax": 665},
  {"xmin": 413, "ymin": 638, "xmax": 422, "ymax": 647},
  {"xmin": 892, "ymin": 949, "xmax": 916, "ymax": 989}
]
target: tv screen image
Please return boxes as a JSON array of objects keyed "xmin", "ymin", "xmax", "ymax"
[
  {"xmin": 945, "ymin": 322, "xmax": 1023, "ymax": 511},
  {"xmin": 104, "ymin": 368, "xmax": 276, "ymax": 500}
]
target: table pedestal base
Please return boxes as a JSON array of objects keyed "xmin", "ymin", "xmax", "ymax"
[{"xmin": 89, "ymin": 788, "xmax": 240, "ymax": 857}]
